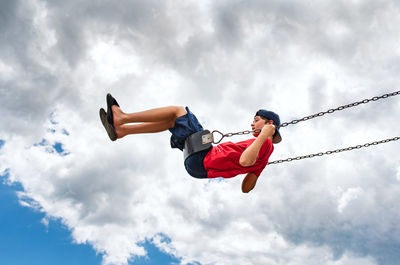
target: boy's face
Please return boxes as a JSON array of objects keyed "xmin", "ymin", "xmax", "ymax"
[{"xmin": 251, "ymin": 115, "xmax": 272, "ymax": 137}]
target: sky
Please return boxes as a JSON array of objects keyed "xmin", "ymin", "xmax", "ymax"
[{"xmin": 1, "ymin": 0, "xmax": 400, "ymax": 265}]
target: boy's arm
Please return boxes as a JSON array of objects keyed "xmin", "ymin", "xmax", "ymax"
[
  {"xmin": 242, "ymin": 172, "xmax": 258, "ymax": 193},
  {"xmin": 239, "ymin": 123, "xmax": 275, "ymax": 167}
]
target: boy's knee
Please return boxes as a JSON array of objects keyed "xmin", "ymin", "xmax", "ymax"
[{"xmin": 173, "ymin": 106, "xmax": 187, "ymax": 118}]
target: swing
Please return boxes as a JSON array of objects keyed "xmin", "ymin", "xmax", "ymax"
[
  {"xmin": 183, "ymin": 130, "xmax": 213, "ymax": 160},
  {"xmin": 183, "ymin": 91, "xmax": 400, "ymax": 164}
]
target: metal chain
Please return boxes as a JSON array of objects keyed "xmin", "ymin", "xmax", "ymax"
[
  {"xmin": 267, "ymin": 136, "xmax": 400, "ymax": 165},
  {"xmin": 208, "ymin": 90, "xmax": 400, "ymax": 164},
  {"xmin": 278, "ymin": 90, "xmax": 400, "ymax": 128},
  {"xmin": 212, "ymin": 90, "xmax": 400, "ymax": 142},
  {"xmin": 211, "ymin": 129, "xmax": 261, "ymax": 144}
]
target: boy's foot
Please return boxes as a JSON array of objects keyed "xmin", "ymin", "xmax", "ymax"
[
  {"xmin": 99, "ymin": 108, "xmax": 117, "ymax": 141},
  {"xmin": 106, "ymin": 93, "xmax": 120, "ymax": 126},
  {"xmin": 111, "ymin": 105, "xmax": 124, "ymax": 126}
]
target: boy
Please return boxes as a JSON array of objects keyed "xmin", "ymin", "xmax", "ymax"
[{"xmin": 100, "ymin": 94, "xmax": 281, "ymax": 193}]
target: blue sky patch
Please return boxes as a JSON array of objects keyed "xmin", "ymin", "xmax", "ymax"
[
  {"xmin": 133, "ymin": 237, "xmax": 181, "ymax": 265},
  {"xmin": 53, "ymin": 142, "xmax": 67, "ymax": 155},
  {"xmin": 0, "ymin": 139, "xmax": 5, "ymax": 149},
  {"xmin": 0, "ymin": 172, "xmax": 197, "ymax": 265},
  {"xmin": 133, "ymin": 235, "xmax": 202, "ymax": 265},
  {"xmin": 54, "ymin": 142, "xmax": 69, "ymax": 156},
  {"xmin": 0, "ymin": 180, "xmax": 103, "ymax": 265},
  {"xmin": 34, "ymin": 138, "xmax": 49, "ymax": 147},
  {"xmin": 62, "ymin": 129, "xmax": 70, "ymax": 136},
  {"xmin": 33, "ymin": 139, "xmax": 69, "ymax": 156}
]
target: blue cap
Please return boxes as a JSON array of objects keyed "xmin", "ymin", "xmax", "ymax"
[{"xmin": 255, "ymin": 109, "xmax": 282, "ymax": 143}]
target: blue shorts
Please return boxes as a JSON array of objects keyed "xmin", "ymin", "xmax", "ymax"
[{"xmin": 169, "ymin": 107, "xmax": 210, "ymax": 179}]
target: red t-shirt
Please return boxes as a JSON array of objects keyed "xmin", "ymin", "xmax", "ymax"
[{"xmin": 203, "ymin": 138, "xmax": 274, "ymax": 178}]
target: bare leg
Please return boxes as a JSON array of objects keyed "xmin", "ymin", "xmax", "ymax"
[
  {"xmin": 112, "ymin": 105, "xmax": 187, "ymax": 138},
  {"xmin": 116, "ymin": 121, "xmax": 174, "ymax": 138},
  {"xmin": 113, "ymin": 106, "xmax": 187, "ymax": 125}
]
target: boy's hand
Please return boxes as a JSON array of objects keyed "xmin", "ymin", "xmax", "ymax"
[
  {"xmin": 240, "ymin": 122, "xmax": 275, "ymax": 167},
  {"xmin": 259, "ymin": 123, "xmax": 275, "ymax": 140}
]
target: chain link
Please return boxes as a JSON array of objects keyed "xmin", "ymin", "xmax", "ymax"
[
  {"xmin": 267, "ymin": 136, "xmax": 400, "ymax": 165},
  {"xmin": 278, "ymin": 90, "xmax": 400, "ymax": 128}
]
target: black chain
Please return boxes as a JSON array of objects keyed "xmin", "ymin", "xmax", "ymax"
[
  {"xmin": 213, "ymin": 90, "xmax": 400, "ymax": 140},
  {"xmin": 278, "ymin": 90, "xmax": 400, "ymax": 128},
  {"xmin": 212, "ymin": 129, "xmax": 261, "ymax": 144},
  {"xmin": 209, "ymin": 90, "xmax": 400, "ymax": 164},
  {"xmin": 267, "ymin": 136, "xmax": 400, "ymax": 165}
]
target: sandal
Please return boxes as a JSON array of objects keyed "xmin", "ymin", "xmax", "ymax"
[
  {"xmin": 106, "ymin": 93, "xmax": 120, "ymax": 126},
  {"xmin": 99, "ymin": 108, "xmax": 117, "ymax": 141}
]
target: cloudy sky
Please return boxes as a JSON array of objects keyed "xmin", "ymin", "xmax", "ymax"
[{"xmin": 1, "ymin": 0, "xmax": 400, "ymax": 264}]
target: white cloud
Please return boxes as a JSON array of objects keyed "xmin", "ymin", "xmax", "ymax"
[
  {"xmin": 337, "ymin": 187, "xmax": 363, "ymax": 213},
  {"xmin": 1, "ymin": 0, "xmax": 400, "ymax": 265},
  {"xmin": 0, "ymin": 60, "xmax": 17, "ymax": 80},
  {"xmin": 397, "ymin": 167, "xmax": 400, "ymax": 182},
  {"xmin": 89, "ymin": 41, "xmax": 142, "ymax": 83}
]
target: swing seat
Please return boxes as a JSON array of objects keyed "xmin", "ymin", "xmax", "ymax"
[{"xmin": 183, "ymin": 130, "xmax": 213, "ymax": 160}]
